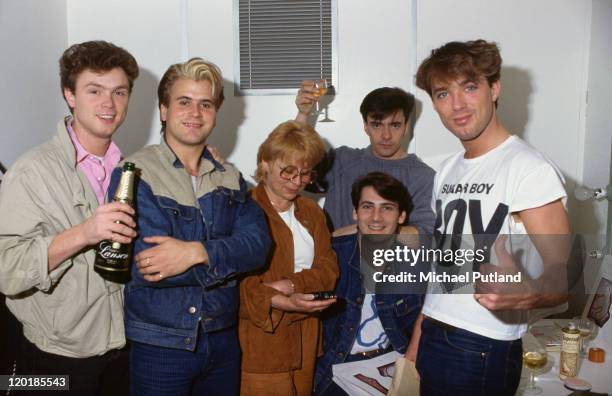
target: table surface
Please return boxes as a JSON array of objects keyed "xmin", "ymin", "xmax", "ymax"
[{"xmin": 516, "ymin": 319, "xmax": 612, "ymax": 395}]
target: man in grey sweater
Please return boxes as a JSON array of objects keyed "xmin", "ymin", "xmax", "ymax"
[{"xmin": 295, "ymin": 84, "xmax": 435, "ymax": 236}]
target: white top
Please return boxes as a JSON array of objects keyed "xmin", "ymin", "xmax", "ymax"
[
  {"xmin": 423, "ymin": 136, "xmax": 567, "ymax": 340},
  {"xmin": 350, "ymin": 294, "xmax": 390, "ymax": 353},
  {"xmin": 277, "ymin": 204, "xmax": 314, "ymax": 273}
]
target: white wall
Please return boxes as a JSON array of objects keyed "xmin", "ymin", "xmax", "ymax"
[
  {"xmin": 65, "ymin": 0, "xmax": 416, "ymax": 182},
  {"xmin": 1, "ymin": 0, "xmax": 608, "ymax": 238},
  {"xmin": 0, "ymin": 0, "xmax": 67, "ymax": 167},
  {"xmin": 66, "ymin": 0, "xmax": 184, "ymax": 156},
  {"xmin": 577, "ymin": 0, "xmax": 612, "ymax": 292},
  {"xmin": 65, "ymin": 0, "xmax": 593, "ymax": 184},
  {"xmin": 576, "ymin": 0, "xmax": 612, "ymax": 236},
  {"xmin": 414, "ymin": 0, "xmax": 590, "ymax": 178}
]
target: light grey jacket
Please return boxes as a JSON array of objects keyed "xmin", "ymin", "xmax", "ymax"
[{"xmin": 0, "ymin": 118, "xmax": 125, "ymax": 358}]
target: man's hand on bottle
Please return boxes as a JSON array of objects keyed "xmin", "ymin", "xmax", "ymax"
[
  {"xmin": 80, "ymin": 202, "xmax": 136, "ymax": 246},
  {"xmin": 135, "ymin": 236, "xmax": 209, "ymax": 282}
]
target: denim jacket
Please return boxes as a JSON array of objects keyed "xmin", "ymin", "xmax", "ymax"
[
  {"xmin": 314, "ymin": 234, "xmax": 422, "ymax": 395},
  {"xmin": 108, "ymin": 139, "xmax": 270, "ymax": 351}
]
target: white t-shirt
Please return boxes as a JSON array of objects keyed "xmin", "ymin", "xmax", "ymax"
[
  {"xmin": 277, "ymin": 204, "xmax": 315, "ymax": 273},
  {"xmin": 350, "ymin": 294, "xmax": 390, "ymax": 354},
  {"xmin": 422, "ymin": 136, "xmax": 567, "ymax": 340}
]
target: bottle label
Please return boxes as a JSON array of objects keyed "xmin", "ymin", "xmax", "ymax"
[
  {"xmin": 98, "ymin": 242, "xmax": 129, "ymax": 261},
  {"xmin": 560, "ymin": 330, "xmax": 580, "ymax": 379},
  {"xmin": 95, "ymin": 241, "xmax": 130, "ymax": 272}
]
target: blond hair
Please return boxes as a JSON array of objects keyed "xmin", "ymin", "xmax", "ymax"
[
  {"xmin": 158, "ymin": 57, "xmax": 224, "ymax": 130},
  {"xmin": 255, "ymin": 121, "xmax": 325, "ymax": 182}
]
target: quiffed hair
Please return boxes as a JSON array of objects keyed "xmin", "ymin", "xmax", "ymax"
[
  {"xmin": 255, "ymin": 121, "xmax": 325, "ymax": 182},
  {"xmin": 359, "ymin": 87, "xmax": 415, "ymax": 122},
  {"xmin": 351, "ymin": 171, "xmax": 413, "ymax": 224},
  {"xmin": 60, "ymin": 40, "xmax": 139, "ymax": 94},
  {"xmin": 157, "ymin": 58, "xmax": 224, "ymax": 132},
  {"xmin": 416, "ymin": 39, "xmax": 502, "ymax": 96}
]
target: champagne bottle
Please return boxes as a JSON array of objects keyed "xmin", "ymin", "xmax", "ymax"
[
  {"xmin": 560, "ymin": 322, "xmax": 580, "ymax": 380},
  {"xmin": 94, "ymin": 162, "xmax": 136, "ymax": 283}
]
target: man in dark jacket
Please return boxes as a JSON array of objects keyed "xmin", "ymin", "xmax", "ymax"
[
  {"xmin": 109, "ymin": 57, "xmax": 270, "ymax": 395},
  {"xmin": 314, "ymin": 172, "xmax": 425, "ymax": 395}
]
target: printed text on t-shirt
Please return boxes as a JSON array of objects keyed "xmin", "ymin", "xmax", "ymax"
[{"xmin": 441, "ymin": 183, "xmax": 494, "ymax": 194}]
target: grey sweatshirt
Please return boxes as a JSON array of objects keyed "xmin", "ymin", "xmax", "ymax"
[{"xmin": 315, "ymin": 145, "xmax": 435, "ymax": 234}]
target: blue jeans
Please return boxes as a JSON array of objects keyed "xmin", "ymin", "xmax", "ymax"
[
  {"xmin": 416, "ymin": 318, "xmax": 522, "ymax": 396},
  {"xmin": 130, "ymin": 326, "xmax": 240, "ymax": 396}
]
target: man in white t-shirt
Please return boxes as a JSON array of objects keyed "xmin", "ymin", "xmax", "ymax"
[{"xmin": 406, "ymin": 39, "xmax": 570, "ymax": 395}]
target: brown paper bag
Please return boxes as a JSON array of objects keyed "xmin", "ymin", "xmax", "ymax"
[{"xmin": 387, "ymin": 357, "xmax": 420, "ymax": 396}]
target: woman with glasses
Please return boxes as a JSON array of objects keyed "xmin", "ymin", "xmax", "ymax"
[{"xmin": 239, "ymin": 121, "xmax": 339, "ymax": 396}]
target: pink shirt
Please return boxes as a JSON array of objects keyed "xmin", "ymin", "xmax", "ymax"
[{"xmin": 67, "ymin": 119, "xmax": 122, "ymax": 205}]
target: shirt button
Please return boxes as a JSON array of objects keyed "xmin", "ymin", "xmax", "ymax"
[
  {"xmin": 188, "ymin": 306, "xmax": 197, "ymax": 314},
  {"xmin": 184, "ymin": 338, "xmax": 191, "ymax": 344},
  {"xmin": 356, "ymin": 297, "xmax": 363, "ymax": 303}
]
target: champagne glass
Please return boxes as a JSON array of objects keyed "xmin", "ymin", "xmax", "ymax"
[
  {"xmin": 319, "ymin": 105, "xmax": 335, "ymax": 123},
  {"xmin": 573, "ymin": 316, "xmax": 594, "ymax": 357},
  {"xmin": 522, "ymin": 336, "xmax": 548, "ymax": 395},
  {"xmin": 312, "ymin": 79, "xmax": 328, "ymax": 116}
]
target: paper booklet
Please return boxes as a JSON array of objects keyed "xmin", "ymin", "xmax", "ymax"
[{"xmin": 332, "ymin": 351, "xmax": 402, "ymax": 396}]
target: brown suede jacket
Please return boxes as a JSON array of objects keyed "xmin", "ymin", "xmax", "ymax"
[{"xmin": 239, "ymin": 183, "xmax": 339, "ymax": 373}]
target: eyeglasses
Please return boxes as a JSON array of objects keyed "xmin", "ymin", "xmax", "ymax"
[{"xmin": 276, "ymin": 163, "xmax": 317, "ymax": 184}]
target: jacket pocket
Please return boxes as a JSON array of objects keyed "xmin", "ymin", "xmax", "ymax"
[
  {"xmin": 209, "ymin": 187, "xmax": 246, "ymax": 237},
  {"xmin": 157, "ymin": 197, "xmax": 196, "ymax": 241}
]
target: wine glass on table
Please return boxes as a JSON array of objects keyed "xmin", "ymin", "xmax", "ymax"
[
  {"xmin": 312, "ymin": 79, "xmax": 328, "ymax": 117},
  {"xmin": 573, "ymin": 316, "xmax": 594, "ymax": 357},
  {"xmin": 522, "ymin": 336, "xmax": 548, "ymax": 395}
]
